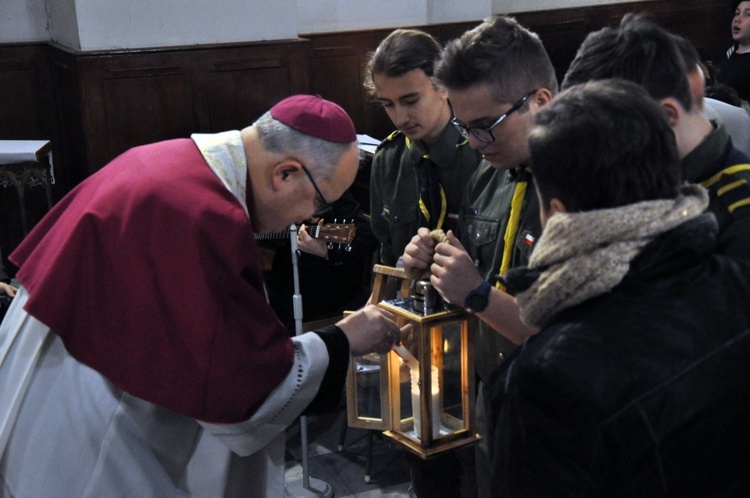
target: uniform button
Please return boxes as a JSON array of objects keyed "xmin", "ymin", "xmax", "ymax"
[{"xmin": 498, "ymin": 353, "xmax": 504, "ymax": 361}]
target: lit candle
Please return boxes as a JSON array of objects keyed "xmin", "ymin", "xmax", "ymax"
[
  {"xmin": 406, "ymin": 361, "xmax": 441, "ymax": 439},
  {"xmin": 429, "ymin": 365, "xmax": 441, "ymax": 437}
]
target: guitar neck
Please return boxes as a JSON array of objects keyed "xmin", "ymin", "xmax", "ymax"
[
  {"xmin": 255, "ymin": 222, "xmax": 356, "ymax": 245},
  {"xmin": 254, "ymin": 227, "xmax": 292, "ymax": 241}
]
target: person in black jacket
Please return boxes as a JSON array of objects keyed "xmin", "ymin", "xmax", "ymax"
[
  {"xmin": 487, "ymin": 79, "xmax": 750, "ymax": 495},
  {"xmin": 562, "ymin": 14, "xmax": 750, "ymax": 260}
]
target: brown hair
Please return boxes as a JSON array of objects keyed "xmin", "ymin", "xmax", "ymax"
[
  {"xmin": 436, "ymin": 16, "xmax": 558, "ymax": 104},
  {"xmin": 363, "ymin": 29, "xmax": 443, "ymax": 98}
]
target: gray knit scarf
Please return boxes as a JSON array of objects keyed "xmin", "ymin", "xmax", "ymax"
[{"xmin": 516, "ymin": 184, "xmax": 709, "ymax": 328}]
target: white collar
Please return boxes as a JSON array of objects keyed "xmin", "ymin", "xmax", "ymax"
[{"xmin": 191, "ymin": 130, "xmax": 248, "ymax": 217}]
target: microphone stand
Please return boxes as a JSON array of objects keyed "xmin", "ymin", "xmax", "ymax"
[{"xmin": 284, "ymin": 224, "xmax": 333, "ymax": 498}]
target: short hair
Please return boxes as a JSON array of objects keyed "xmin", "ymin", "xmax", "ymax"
[
  {"xmin": 562, "ymin": 14, "xmax": 694, "ymax": 112},
  {"xmin": 529, "ymin": 79, "xmax": 681, "ymax": 213},
  {"xmin": 672, "ymin": 34, "xmax": 702, "ymax": 72},
  {"xmin": 253, "ymin": 112, "xmax": 352, "ymax": 181},
  {"xmin": 435, "ymin": 15, "xmax": 558, "ymax": 104},
  {"xmin": 363, "ymin": 29, "xmax": 443, "ymax": 98}
]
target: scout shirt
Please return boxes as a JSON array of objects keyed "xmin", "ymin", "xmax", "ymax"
[
  {"xmin": 682, "ymin": 121, "xmax": 750, "ymax": 260},
  {"xmin": 459, "ymin": 161, "xmax": 541, "ymax": 383},
  {"xmin": 370, "ymin": 123, "xmax": 481, "ymax": 266}
]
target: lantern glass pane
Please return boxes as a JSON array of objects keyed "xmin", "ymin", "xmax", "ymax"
[
  {"xmin": 354, "ymin": 353, "xmax": 383, "ymax": 420},
  {"xmin": 440, "ymin": 321, "xmax": 466, "ymax": 432}
]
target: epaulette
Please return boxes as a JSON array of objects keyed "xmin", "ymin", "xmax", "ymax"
[
  {"xmin": 701, "ymin": 164, "xmax": 750, "ymax": 216},
  {"xmin": 376, "ymin": 130, "xmax": 403, "ymax": 151}
]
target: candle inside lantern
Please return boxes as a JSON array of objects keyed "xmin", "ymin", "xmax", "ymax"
[{"xmin": 407, "ymin": 362, "xmax": 441, "ymax": 439}]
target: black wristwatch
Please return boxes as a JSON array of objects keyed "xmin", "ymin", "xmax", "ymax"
[{"xmin": 464, "ymin": 280, "xmax": 491, "ymax": 314}]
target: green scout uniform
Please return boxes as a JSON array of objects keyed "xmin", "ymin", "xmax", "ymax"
[
  {"xmin": 683, "ymin": 122, "xmax": 750, "ymax": 260},
  {"xmin": 370, "ymin": 124, "xmax": 481, "ymax": 266},
  {"xmin": 459, "ymin": 161, "xmax": 541, "ymax": 383}
]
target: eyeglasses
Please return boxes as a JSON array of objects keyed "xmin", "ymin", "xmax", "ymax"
[
  {"xmin": 300, "ymin": 164, "xmax": 333, "ymax": 218},
  {"xmin": 451, "ymin": 89, "xmax": 538, "ymax": 144}
]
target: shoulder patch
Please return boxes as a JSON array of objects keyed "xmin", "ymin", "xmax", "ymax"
[
  {"xmin": 701, "ymin": 164, "xmax": 750, "ymax": 216},
  {"xmin": 376, "ymin": 130, "xmax": 403, "ymax": 151}
]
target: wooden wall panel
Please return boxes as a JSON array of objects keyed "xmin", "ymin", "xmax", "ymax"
[
  {"xmin": 0, "ymin": 44, "xmax": 51, "ymax": 141},
  {"xmin": 100, "ymin": 73, "xmax": 196, "ymax": 162},
  {"xmin": 193, "ymin": 41, "xmax": 310, "ymax": 131},
  {"xmin": 307, "ymin": 30, "xmax": 395, "ymax": 141},
  {"xmin": 48, "ymin": 48, "xmax": 87, "ymax": 192},
  {"xmin": 0, "ymin": 68, "xmax": 42, "ymax": 138},
  {"xmin": 202, "ymin": 67, "xmax": 291, "ymax": 131},
  {"xmin": 44, "ymin": 39, "xmax": 311, "ymax": 179}
]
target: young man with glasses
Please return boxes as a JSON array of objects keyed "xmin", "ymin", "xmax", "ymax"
[{"xmin": 402, "ymin": 16, "xmax": 557, "ymax": 498}]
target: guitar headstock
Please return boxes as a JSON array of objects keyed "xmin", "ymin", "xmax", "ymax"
[{"xmin": 314, "ymin": 221, "xmax": 356, "ymax": 249}]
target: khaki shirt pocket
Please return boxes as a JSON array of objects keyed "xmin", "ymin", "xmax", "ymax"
[
  {"xmin": 464, "ymin": 215, "xmax": 501, "ymax": 251},
  {"xmin": 382, "ymin": 200, "xmax": 418, "ymax": 229}
]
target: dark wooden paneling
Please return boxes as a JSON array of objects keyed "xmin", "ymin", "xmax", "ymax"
[
  {"xmin": 45, "ymin": 39, "xmax": 311, "ymax": 177},
  {"xmin": 513, "ymin": 0, "xmax": 731, "ymax": 72},
  {"xmin": 0, "ymin": 44, "xmax": 49, "ymax": 141},
  {"xmin": 0, "ymin": 68, "xmax": 42, "ymax": 137},
  {"xmin": 100, "ymin": 73, "xmax": 196, "ymax": 161},
  {"xmin": 48, "ymin": 48, "xmax": 87, "ymax": 191},
  {"xmin": 192, "ymin": 41, "xmax": 310, "ymax": 131},
  {"xmin": 306, "ymin": 30, "xmax": 396, "ymax": 141}
]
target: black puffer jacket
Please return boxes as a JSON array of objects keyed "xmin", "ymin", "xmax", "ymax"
[{"xmin": 487, "ymin": 214, "xmax": 750, "ymax": 496}]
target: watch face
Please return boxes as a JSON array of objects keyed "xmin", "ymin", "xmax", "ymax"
[
  {"xmin": 467, "ymin": 293, "xmax": 487, "ymax": 312},
  {"xmin": 466, "ymin": 281, "xmax": 490, "ymax": 313}
]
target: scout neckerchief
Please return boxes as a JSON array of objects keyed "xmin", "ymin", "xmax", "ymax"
[
  {"xmin": 407, "ymin": 136, "xmax": 447, "ymax": 230},
  {"xmin": 496, "ymin": 167, "xmax": 529, "ymax": 291}
]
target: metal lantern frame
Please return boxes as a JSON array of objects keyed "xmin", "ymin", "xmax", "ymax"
[{"xmin": 345, "ymin": 265, "xmax": 480, "ymax": 459}]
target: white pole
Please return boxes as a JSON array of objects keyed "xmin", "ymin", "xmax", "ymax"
[{"xmin": 284, "ymin": 224, "xmax": 332, "ymax": 498}]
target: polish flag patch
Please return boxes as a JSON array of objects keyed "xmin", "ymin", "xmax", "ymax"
[{"xmin": 524, "ymin": 234, "xmax": 535, "ymax": 246}]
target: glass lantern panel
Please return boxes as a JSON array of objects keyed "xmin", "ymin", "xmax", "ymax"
[
  {"xmin": 391, "ymin": 318, "xmax": 468, "ymax": 442},
  {"xmin": 353, "ymin": 352, "xmax": 384, "ymax": 420},
  {"xmin": 439, "ymin": 320, "xmax": 467, "ymax": 434}
]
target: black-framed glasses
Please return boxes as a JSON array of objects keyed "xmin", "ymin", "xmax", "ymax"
[
  {"xmin": 451, "ymin": 89, "xmax": 538, "ymax": 144},
  {"xmin": 300, "ymin": 164, "xmax": 333, "ymax": 218}
]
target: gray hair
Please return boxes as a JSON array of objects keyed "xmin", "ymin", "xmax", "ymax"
[{"xmin": 253, "ymin": 111, "xmax": 355, "ymax": 180}]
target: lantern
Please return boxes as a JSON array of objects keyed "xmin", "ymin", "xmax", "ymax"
[{"xmin": 345, "ymin": 265, "xmax": 479, "ymax": 459}]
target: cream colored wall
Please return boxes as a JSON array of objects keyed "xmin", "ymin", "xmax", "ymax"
[
  {"xmin": 296, "ymin": 0, "xmax": 491, "ymax": 34},
  {"xmin": 495, "ymin": 0, "xmax": 651, "ymax": 13},
  {"xmin": 0, "ymin": 0, "xmax": 48, "ymax": 43},
  {"xmin": 1, "ymin": 0, "xmax": 652, "ymax": 50},
  {"xmin": 74, "ymin": 0, "xmax": 299, "ymax": 51}
]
